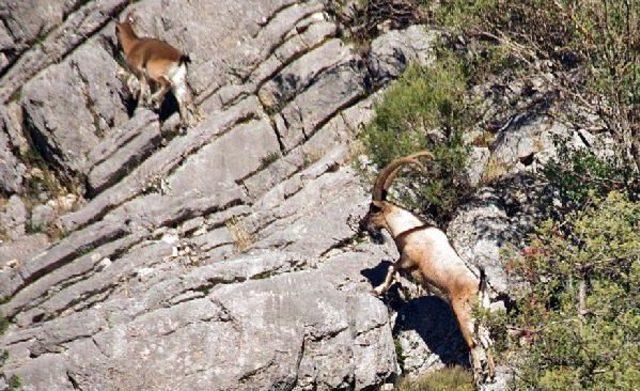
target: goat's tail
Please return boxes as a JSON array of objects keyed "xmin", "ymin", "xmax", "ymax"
[
  {"xmin": 180, "ymin": 54, "xmax": 192, "ymax": 65},
  {"xmin": 476, "ymin": 266, "xmax": 496, "ymax": 383},
  {"xmin": 478, "ymin": 267, "xmax": 490, "ymax": 309}
]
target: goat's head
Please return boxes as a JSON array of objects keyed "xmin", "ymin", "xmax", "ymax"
[
  {"xmin": 115, "ymin": 12, "xmax": 137, "ymax": 43},
  {"xmin": 358, "ymin": 150, "xmax": 433, "ymax": 243}
]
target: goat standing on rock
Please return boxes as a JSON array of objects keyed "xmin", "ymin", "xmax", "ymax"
[
  {"xmin": 115, "ymin": 13, "xmax": 198, "ymax": 127},
  {"xmin": 358, "ymin": 151, "xmax": 495, "ymax": 387}
]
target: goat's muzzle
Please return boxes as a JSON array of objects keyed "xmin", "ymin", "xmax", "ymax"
[{"xmin": 358, "ymin": 214, "xmax": 385, "ymax": 244}]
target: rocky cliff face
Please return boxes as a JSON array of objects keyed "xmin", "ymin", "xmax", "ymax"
[
  {"xmin": 0, "ymin": 1, "xmax": 439, "ymax": 389},
  {"xmin": 0, "ymin": 1, "xmax": 613, "ymax": 390}
]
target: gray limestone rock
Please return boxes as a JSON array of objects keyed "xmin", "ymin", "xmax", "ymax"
[
  {"xmin": 0, "ymin": 125, "xmax": 26, "ymax": 195},
  {"xmin": 368, "ymin": 25, "xmax": 438, "ymax": 84},
  {"xmin": 0, "ymin": 196, "xmax": 27, "ymax": 240}
]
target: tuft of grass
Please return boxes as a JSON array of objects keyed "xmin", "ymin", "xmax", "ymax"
[
  {"xmin": 0, "ymin": 315, "xmax": 9, "ymax": 336},
  {"xmin": 480, "ymin": 154, "xmax": 513, "ymax": 185},
  {"xmin": 327, "ymin": 0, "xmax": 428, "ymax": 48},
  {"xmin": 8, "ymin": 88, "xmax": 22, "ymax": 103},
  {"xmin": 395, "ymin": 367, "xmax": 474, "ymax": 391},
  {"xmin": 260, "ymin": 151, "xmax": 281, "ymax": 169},
  {"xmin": 225, "ymin": 216, "xmax": 253, "ymax": 252},
  {"xmin": 8, "ymin": 374, "xmax": 21, "ymax": 390}
]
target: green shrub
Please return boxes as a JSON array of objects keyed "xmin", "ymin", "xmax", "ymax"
[
  {"xmin": 7, "ymin": 374, "xmax": 21, "ymax": 390},
  {"xmin": 501, "ymin": 191, "xmax": 640, "ymax": 390},
  {"xmin": 543, "ymin": 140, "xmax": 640, "ymax": 216},
  {"xmin": 361, "ymin": 52, "xmax": 474, "ymax": 221},
  {"xmin": 395, "ymin": 366, "xmax": 474, "ymax": 391},
  {"xmin": 0, "ymin": 315, "xmax": 8, "ymax": 336}
]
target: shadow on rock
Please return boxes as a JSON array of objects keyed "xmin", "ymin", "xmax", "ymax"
[
  {"xmin": 159, "ymin": 91, "xmax": 180, "ymax": 122},
  {"xmin": 361, "ymin": 262, "xmax": 470, "ymax": 370},
  {"xmin": 360, "ymin": 259, "xmax": 392, "ymax": 288},
  {"xmin": 392, "ymin": 295, "xmax": 469, "ymax": 368}
]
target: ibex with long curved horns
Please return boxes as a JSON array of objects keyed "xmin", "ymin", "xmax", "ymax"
[{"xmin": 359, "ymin": 150, "xmax": 495, "ymax": 386}]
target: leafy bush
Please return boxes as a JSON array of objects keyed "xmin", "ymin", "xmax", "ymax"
[
  {"xmin": 361, "ymin": 52, "xmax": 474, "ymax": 221},
  {"xmin": 543, "ymin": 140, "xmax": 640, "ymax": 216},
  {"xmin": 395, "ymin": 366, "xmax": 474, "ymax": 391},
  {"xmin": 501, "ymin": 191, "xmax": 640, "ymax": 390}
]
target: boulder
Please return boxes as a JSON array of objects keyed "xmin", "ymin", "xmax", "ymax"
[{"xmin": 368, "ymin": 25, "xmax": 438, "ymax": 84}]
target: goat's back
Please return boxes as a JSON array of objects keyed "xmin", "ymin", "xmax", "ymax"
[{"xmin": 128, "ymin": 38, "xmax": 184, "ymax": 70}]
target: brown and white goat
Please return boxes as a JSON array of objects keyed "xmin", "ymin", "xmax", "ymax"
[
  {"xmin": 115, "ymin": 13, "xmax": 198, "ymax": 126},
  {"xmin": 359, "ymin": 151, "xmax": 495, "ymax": 386}
]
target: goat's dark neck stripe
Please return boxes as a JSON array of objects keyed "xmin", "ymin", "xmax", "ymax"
[{"xmin": 394, "ymin": 225, "xmax": 428, "ymax": 240}]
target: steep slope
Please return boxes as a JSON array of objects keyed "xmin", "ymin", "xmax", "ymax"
[{"xmin": 0, "ymin": 1, "xmax": 449, "ymax": 389}]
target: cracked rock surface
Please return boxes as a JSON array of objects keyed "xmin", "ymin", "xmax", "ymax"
[
  {"xmin": 0, "ymin": 1, "xmax": 611, "ymax": 388},
  {"xmin": 0, "ymin": 1, "xmax": 454, "ymax": 389}
]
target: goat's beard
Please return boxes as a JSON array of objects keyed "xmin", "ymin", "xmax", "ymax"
[{"xmin": 367, "ymin": 228, "xmax": 385, "ymax": 244}]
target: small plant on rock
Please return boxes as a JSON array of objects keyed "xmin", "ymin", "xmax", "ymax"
[{"xmin": 395, "ymin": 366, "xmax": 474, "ymax": 391}]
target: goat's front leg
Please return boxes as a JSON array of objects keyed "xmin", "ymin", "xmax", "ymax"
[
  {"xmin": 124, "ymin": 73, "xmax": 140, "ymax": 101},
  {"xmin": 373, "ymin": 262, "xmax": 400, "ymax": 296},
  {"xmin": 138, "ymin": 75, "xmax": 151, "ymax": 107}
]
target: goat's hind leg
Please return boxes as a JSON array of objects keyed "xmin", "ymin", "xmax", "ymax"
[
  {"xmin": 137, "ymin": 75, "xmax": 152, "ymax": 107},
  {"xmin": 451, "ymin": 298, "xmax": 491, "ymax": 387},
  {"xmin": 170, "ymin": 64, "xmax": 199, "ymax": 127}
]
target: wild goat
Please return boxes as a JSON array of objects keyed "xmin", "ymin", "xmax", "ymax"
[
  {"xmin": 359, "ymin": 151, "xmax": 495, "ymax": 386},
  {"xmin": 115, "ymin": 13, "xmax": 198, "ymax": 126}
]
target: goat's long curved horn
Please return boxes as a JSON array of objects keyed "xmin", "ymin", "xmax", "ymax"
[{"xmin": 372, "ymin": 150, "xmax": 434, "ymax": 201}]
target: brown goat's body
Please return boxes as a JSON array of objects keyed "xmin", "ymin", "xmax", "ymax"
[
  {"xmin": 399, "ymin": 226, "xmax": 479, "ymax": 298},
  {"xmin": 359, "ymin": 152, "xmax": 495, "ymax": 387},
  {"xmin": 116, "ymin": 15, "xmax": 197, "ymax": 126},
  {"xmin": 124, "ymin": 39, "xmax": 184, "ymax": 80}
]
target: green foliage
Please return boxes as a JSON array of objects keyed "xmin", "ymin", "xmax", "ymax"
[
  {"xmin": 543, "ymin": 140, "xmax": 640, "ymax": 214},
  {"xmin": 361, "ymin": 52, "xmax": 474, "ymax": 221},
  {"xmin": 501, "ymin": 191, "xmax": 640, "ymax": 390},
  {"xmin": 395, "ymin": 366, "xmax": 474, "ymax": 391},
  {"xmin": 434, "ymin": 0, "xmax": 499, "ymax": 33},
  {"xmin": 260, "ymin": 151, "xmax": 281, "ymax": 169},
  {"xmin": 8, "ymin": 374, "xmax": 21, "ymax": 390},
  {"xmin": 0, "ymin": 315, "xmax": 8, "ymax": 336}
]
